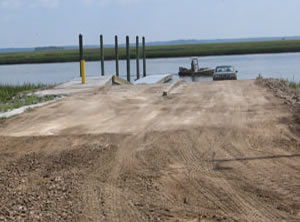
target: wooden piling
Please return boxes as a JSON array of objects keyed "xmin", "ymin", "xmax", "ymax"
[
  {"xmin": 115, "ymin": 35, "xmax": 119, "ymax": 77},
  {"xmin": 136, "ymin": 36, "xmax": 140, "ymax": 80},
  {"xmin": 100, "ymin": 35, "xmax": 105, "ymax": 76},
  {"xmin": 79, "ymin": 34, "xmax": 83, "ymax": 77},
  {"xmin": 126, "ymin": 36, "xmax": 130, "ymax": 82},
  {"xmin": 142, "ymin": 37, "xmax": 146, "ymax": 77}
]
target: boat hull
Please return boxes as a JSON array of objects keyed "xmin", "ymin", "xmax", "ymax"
[{"xmin": 178, "ymin": 69, "xmax": 214, "ymax": 77}]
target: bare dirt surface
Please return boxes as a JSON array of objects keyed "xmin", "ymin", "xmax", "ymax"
[{"xmin": 0, "ymin": 80, "xmax": 299, "ymax": 222}]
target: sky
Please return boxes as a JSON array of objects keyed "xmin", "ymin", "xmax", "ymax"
[{"xmin": 0, "ymin": 0, "xmax": 300, "ymax": 48}]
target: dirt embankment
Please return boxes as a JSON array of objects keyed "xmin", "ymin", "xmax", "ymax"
[
  {"xmin": 258, "ymin": 78, "xmax": 300, "ymax": 129},
  {"xmin": 0, "ymin": 80, "xmax": 300, "ymax": 222}
]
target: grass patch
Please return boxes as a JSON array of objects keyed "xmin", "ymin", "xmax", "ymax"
[
  {"xmin": 2, "ymin": 40, "xmax": 300, "ymax": 65},
  {"xmin": 288, "ymin": 81, "xmax": 300, "ymax": 89},
  {"xmin": 256, "ymin": 74, "xmax": 264, "ymax": 80},
  {"xmin": 280, "ymin": 79, "xmax": 300, "ymax": 89},
  {"xmin": 0, "ymin": 84, "xmax": 44, "ymax": 102},
  {"xmin": 0, "ymin": 84, "xmax": 55, "ymax": 112},
  {"xmin": 296, "ymin": 113, "xmax": 300, "ymax": 121}
]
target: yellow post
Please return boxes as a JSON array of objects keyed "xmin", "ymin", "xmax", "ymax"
[{"xmin": 81, "ymin": 60, "xmax": 86, "ymax": 84}]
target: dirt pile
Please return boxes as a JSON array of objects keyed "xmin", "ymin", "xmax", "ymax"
[
  {"xmin": 259, "ymin": 78, "xmax": 299, "ymax": 103},
  {"xmin": 0, "ymin": 135, "xmax": 119, "ymax": 222},
  {"xmin": 0, "ymin": 152, "xmax": 82, "ymax": 221},
  {"xmin": 258, "ymin": 78, "xmax": 300, "ymax": 127}
]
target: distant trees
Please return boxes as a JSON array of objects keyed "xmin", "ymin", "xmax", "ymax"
[{"xmin": 35, "ymin": 46, "xmax": 64, "ymax": 51}]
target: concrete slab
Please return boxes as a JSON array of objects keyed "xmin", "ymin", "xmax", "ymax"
[
  {"xmin": 0, "ymin": 99, "xmax": 59, "ymax": 119},
  {"xmin": 35, "ymin": 76, "xmax": 112, "ymax": 96},
  {"xmin": 162, "ymin": 79, "xmax": 185, "ymax": 96},
  {"xmin": 134, "ymin": 74, "xmax": 173, "ymax": 85}
]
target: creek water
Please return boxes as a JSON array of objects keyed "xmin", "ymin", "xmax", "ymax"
[{"xmin": 0, "ymin": 52, "xmax": 299, "ymax": 85}]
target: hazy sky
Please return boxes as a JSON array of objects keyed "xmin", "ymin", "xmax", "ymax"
[{"xmin": 1, "ymin": 0, "xmax": 300, "ymax": 48}]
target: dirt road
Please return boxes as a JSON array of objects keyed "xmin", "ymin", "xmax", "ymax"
[{"xmin": 0, "ymin": 80, "xmax": 299, "ymax": 221}]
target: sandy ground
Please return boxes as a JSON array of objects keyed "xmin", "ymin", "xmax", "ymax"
[{"xmin": 0, "ymin": 80, "xmax": 299, "ymax": 222}]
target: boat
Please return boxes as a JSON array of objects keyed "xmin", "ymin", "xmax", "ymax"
[{"xmin": 178, "ymin": 58, "xmax": 214, "ymax": 76}]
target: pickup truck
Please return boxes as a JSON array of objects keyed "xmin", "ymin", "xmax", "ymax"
[{"xmin": 213, "ymin": 66, "xmax": 238, "ymax": 80}]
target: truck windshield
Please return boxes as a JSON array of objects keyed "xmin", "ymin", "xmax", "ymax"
[{"xmin": 216, "ymin": 67, "xmax": 234, "ymax": 72}]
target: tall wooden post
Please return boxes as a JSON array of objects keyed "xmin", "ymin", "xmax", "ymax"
[
  {"xmin": 126, "ymin": 36, "xmax": 130, "ymax": 82},
  {"xmin": 79, "ymin": 34, "xmax": 83, "ymax": 77},
  {"xmin": 115, "ymin": 35, "xmax": 119, "ymax": 77},
  {"xmin": 136, "ymin": 36, "xmax": 140, "ymax": 80},
  {"xmin": 100, "ymin": 35, "xmax": 104, "ymax": 76},
  {"xmin": 142, "ymin": 36, "xmax": 146, "ymax": 77}
]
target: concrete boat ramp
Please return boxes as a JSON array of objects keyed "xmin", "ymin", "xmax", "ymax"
[
  {"xmin": 35, "ymin": 76, "xmax": 113, "ymax": 97},
  {"xmin": 0, "ymin": 74, "xmax": 174, "ymax": 118},
  {"xmin": 35, "ymin": 74, "xmax": 173, "ymax": 96},
  {"xmin": 134, "ymin": 74, "xmax": 173, "ymax": 85}
]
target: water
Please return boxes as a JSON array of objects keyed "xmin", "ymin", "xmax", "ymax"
[{"xmin": 0, "ymin": 52, "xmax": 299, "ymax": 85}]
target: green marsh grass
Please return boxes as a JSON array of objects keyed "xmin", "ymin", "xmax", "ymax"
[
  {"xmin": 256, "ymin": 74, "xmax": 264, "ymax": 80},
  {"xmin": 280, "ymin": 79, "xmax": 300, "ymax": 89},
  {"xmin": 288, "ymin": 81, "xmax": 300, "ymax": 89},
  {"xmin": 0, "ymin": 84, "xmax": 54, "ymax": 112},
  {"xmin": 2, "ymin": 40, "xmax": 300, "ymax": 65}
]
